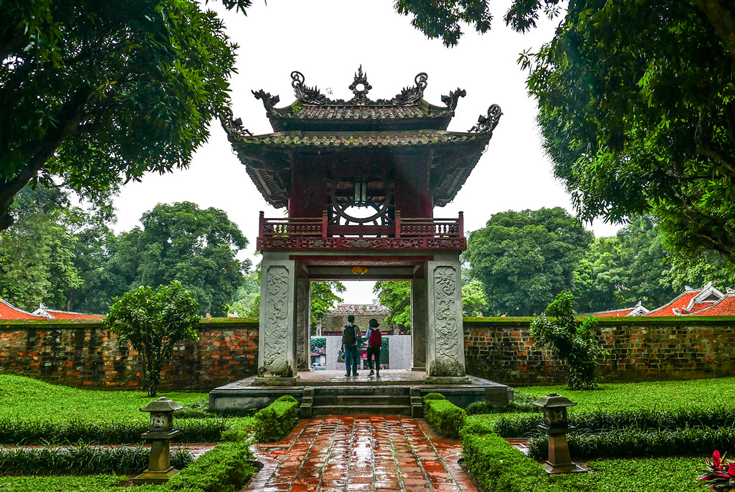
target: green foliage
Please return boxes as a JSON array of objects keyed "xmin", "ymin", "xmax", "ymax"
[
  {"xmin": 107, "ymin": 202, "xmax": 249, "ymax": 317},
  {"xmin": 0, "ymin": 0, "xmax": 241, "ymax": 232},
  {"xmin": 0, "ymin": 475, "xmax": 129, "ymax": 492},
  {"xmin": 466, "ymin": 401, "xmax": 496, "ymax": 415},
  {"xmin": 466, "ymin": 208, "xmax": 593, "ymax": 316},
  {"xmin": 462, "ymin": 280, "xmax": 489, "ymax": 317},
  {"xmin": 530, "ymin": 426, "xmax": 735, "ymax": 461},
  {"xmin": 310, "ymin": 281, "xmax": 346, "ymax": 325},
  {"xmin": 424, "ymin": 399, "xmax": 466, "ymax": 438},
  {"xmin": 166, "ymin": 441, "xmax": 257, "ymax": 492},
  {"xmin": 373, "ymin": 280, "xmax": 411, "ymax": 328},
  {"xmin": 516, "ymin": 0, "xmax": 735, "ymax": 264},
  {"xmin": 530, "ymin": 291, "xmax": 606, "ymax": 389},
  {"xmin": 253, "ymin": 398, "xmax": 299, "ymax": 443},
  {"xmin": 393, "ymin": 0, "xmax": 491, "ymax": 47},
  {"xmin": 227, "ymin": 271, "xmax": 260, "ymax": 317},
  {"xmin": 0, "ymin": 444, "xmax": 191, "ymax": 476},
  {"xmin": 105, "ymin": 281, "xmax": 200, "ymax": 396},
  {"xmin": 423, "ymin": 392, "xmax": 446, "ymax": 401}
]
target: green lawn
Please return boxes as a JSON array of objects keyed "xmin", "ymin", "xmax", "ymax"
[
  {"xmin": 518, "ymin": 377, "xmax": 735, "ymax": 414},
  {"xmin": 0, "ymin": 375, "xmax": 205, "ymax": 423}
]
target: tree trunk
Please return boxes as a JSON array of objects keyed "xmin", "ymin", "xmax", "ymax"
[{"xmin": 696, "ymin": 0, "xmax": 735, "ymax": 61}]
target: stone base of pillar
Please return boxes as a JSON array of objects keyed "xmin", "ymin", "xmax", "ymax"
[
  {"xmin": 253, "ymin": 376, "xmax": 300, "ymax": 386},
  {"xmin": 424, "ymin": 376, "xmax": 470, "ymax": 385},
  {"xmin": 541, "ymin": 462, "xmax": 587, "ymax": 474},
  {"xmin": 411, "ymin": 366, "xmax": 426, "ymax": 372},
  {"xmin": 132, "ymin": 467, "xmax": 179, "ymax": 485}
]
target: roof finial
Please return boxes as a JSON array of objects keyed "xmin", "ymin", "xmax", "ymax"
[{"xmin": 349, "ymin": 65, "xmax": 372, "ymax": 105}]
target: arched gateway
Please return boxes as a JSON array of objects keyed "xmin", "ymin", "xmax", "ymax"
[{"xmin": 222, "ymin": 68, "xmax": 501, "ymax": 385}]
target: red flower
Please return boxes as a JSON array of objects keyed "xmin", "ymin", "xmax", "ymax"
[
  {"xmin": 727, "ymin": 463, "xmax": 735, "ymax": 477},
  {"xmin": 714, "ymin": 450, "xmax": 723, "ymax": 470}
]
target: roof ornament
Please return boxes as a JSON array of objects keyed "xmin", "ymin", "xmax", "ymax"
[
  {"xmin": 393, "ymin": 72, "xmax": 428, "ymax": 105},
  {"xmin": 348, "ymin": 65, "xmax": 372, "ymax": 105},
  {"xmin": 252, "ymin": 89, "xmax": 280, "ymax": 113},
  {"xmin": 441, "ymin": 88, "xmax": 466, "ymax": 113},
  {"xmin": 219, "ymin": 106, "xmax": 252, "ymax": 137},
  {"xmin": 291, "ymin": 71, "xmax": 327, "ymax": 105},
  {"xmin": 727, "ymin": 287, "xmax": 735, "ymax": 294},
  {"xmin": 469, "ymin": 104, "xmax": 503, "ymax": 133}
]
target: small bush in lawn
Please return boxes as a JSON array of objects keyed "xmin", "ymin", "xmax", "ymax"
[
  {"xmin": 424, "ymin": 399, "xmax": 466, "ymax": 439},
  {"xmin": 166, "ymin": 441, "xmax": 256, "ymax": 492},
  {"xmin": 253, "ymin": 397, "xmax": 299, "ymax": 443}
]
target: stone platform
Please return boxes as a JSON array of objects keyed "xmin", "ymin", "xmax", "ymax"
[{"xmin": 209, "ymin": 370, "xmax": 512, "ymax": 417}]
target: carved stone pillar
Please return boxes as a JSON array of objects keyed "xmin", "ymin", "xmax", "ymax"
[
  {"xmin": 411, "ymin": 264, "xmax": 428, "ymax": 371},
  {"xmin": 257, "ymin": 258, "xmax": 297, "ymax": 384},
  {"xmin": 426, "ymin": 259, "xmax": 467, "ymax": 382},
  {"xmin": 295, "ymin": 277, "xmax": 311, "ymax": 371}
]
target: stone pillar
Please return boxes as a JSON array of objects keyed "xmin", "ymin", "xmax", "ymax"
[
  {"xmin": 257, "ymin": 258, "xmax": 297, "ymax": 383},
  {"xmin": 411, "ymin": 264, "xmax": 428, "ymax": 371},
  {"xmin": 426, "ymin": 259, "xmax": 467, "ymax": 382},
  {"xmin": 295, "ymin": 277, "xmax": 311, "ymax": 371}
]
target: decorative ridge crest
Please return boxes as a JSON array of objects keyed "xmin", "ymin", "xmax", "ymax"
[
  {"xmin": 393, "ymin": 72, "xmax": 428, "ymax": 105},
  {"xmin": 469, "ymin": 104, "xmax": 502, "ymax": 133},
  {"xmin": 291, "ymin": 71, "xmax": 328, "ymax": 105},
  {"xmin": 252, "ymin": 89, "xmax": 280, "ymax": 113},
  {"xmin": 441, "ymin": 88, "xmax": 466, "ymax": 112},
  {"xmin": 348, "ymin": 65, "xmax": 372, "ymax": 105},
  {"xmin": 218, "ymin": 106, "xmax": 253, "ymax": 137}
]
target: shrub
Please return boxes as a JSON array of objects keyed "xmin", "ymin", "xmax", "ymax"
[
  {"xmin": 530, "ymin": 291, "xmax": 606, "ymax": 390},
  {"xmin": 424, "ymin": 400, "xmax": 466, "ymax": 439},
  {"xmin": 166, "ymin": 441, "xmax": 256, "ymax": 492},
  {"xmin": 253, "ymin": 398, "xmax": 299, "ymax": 443},
  {"xmin": 528, "ymin": 426, "xmax": 735, "ymax": 461},
  {"xmin": 0, "ymin": 444, "xmax": 191, "ymax": 476},
  {"xmin": 461, "ymin": 431, "xmax": 563, "ymax": 492},
  {"xmin": 0, "ymin": 417, "xmax": 229, "ymax": 445},
  {"xmin": 176, "ymin": 399, "xmax": 259, "ymax": 420},
  {"xmin": 423, "ymin": 392, "xmax": 446, "ymax": 401},
  {"xmin": 466, "ymin": 401, "xmax": 496, "ymax": 415}
]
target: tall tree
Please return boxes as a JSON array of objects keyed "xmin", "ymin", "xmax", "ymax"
[
  {"xmin": 513, "ymin": 0, "xmax": 735, "ymax": 263},
  {"xmin": 373, "ymin": 281, "xmax": 412, "ymax": 328},
  {"xmin": 466, "ymin": 207, "xmax": 593, "ymax": 316},
  {"xmin": 310, "ymin": 281, "xmax": 346, "ymax": 325},
  {"xmin": 107, "ymin": 202, "xmax": 249, "ymax": 317},
  {"xmin": 0, "ymin": 0, "xmax": 242, "ymax": 231}
]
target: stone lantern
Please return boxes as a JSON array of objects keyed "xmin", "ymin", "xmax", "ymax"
[
  {"xmin": 532, "ymin": 393, "xmax": 586, "ymax": 474},
  {"xmin": 132, "ymin": 397, "xmax": 183, "ymax": 484}
]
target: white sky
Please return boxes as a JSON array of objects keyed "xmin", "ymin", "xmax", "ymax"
[{"xmin": 110, "ymin": 0, "xmax": 620, "ymax": 303}]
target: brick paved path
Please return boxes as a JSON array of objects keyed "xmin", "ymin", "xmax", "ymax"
[{"xmin": 246, "ymin": 415, "xmax": 478, "ymax": 492}]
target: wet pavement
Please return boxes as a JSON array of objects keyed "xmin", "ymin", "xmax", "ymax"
[{"xmin": 246, "ymin": 415, "xmax": 478, "ymax": 492}]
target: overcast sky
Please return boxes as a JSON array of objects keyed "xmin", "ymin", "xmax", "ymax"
[{"xmin": 111, "ymin": 0, "xmax": 619, "ymax": 304}]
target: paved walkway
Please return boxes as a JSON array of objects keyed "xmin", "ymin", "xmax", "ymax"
[{"xmin": 246, "ymin": 415, "xmax": 478, "ymax": 492}]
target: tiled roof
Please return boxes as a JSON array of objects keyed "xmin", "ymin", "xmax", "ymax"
[
  {"xmin": 330, "ymin": 303, "xmax": 390, "ymax": 316},
  {"xmin": 0, "ymin": 299, "xmax": 46, "ymax": 320},
  {"xmin": 688, "ymin": 295, "xmax": 735, "ymax": 316},
  {"xmin": 231, "ymin": 131, "xmax": 490, "ymax": 148},
  {"xmin": 293, "ymin": 105, "xmax": 429, "ymax": 120},
  {"xmin": 646, "ymin": 291, "xmax": 700, "ymax": 316},
  {"xmin": 596, "ymin": 308, "xmax": 635, "ymax": 317},
  {"xmin": 45, "ymin": 310, "xmax": 104, "ymax": 320}
]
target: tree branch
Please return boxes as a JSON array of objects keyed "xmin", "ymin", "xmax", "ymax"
[{"xmin": 695, "ymin": 0, "xmax": 735, "ymax": 61}]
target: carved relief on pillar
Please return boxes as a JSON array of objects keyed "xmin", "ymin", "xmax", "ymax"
[
  {"xmin": 295, "ymin": 279, "xmax": 309, "ymax": 369},
  {"xmin": 261, "ymin": 265, "xmax": 292, "ymax": 377},
  {"xmin": 431, "ymin": 265, "xmax": 464, "ymax": 376}
]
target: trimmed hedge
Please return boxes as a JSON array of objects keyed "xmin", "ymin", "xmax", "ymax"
[
  {"xmin": 423, "ymin": 396, "xmax": 466, "ymax": 439},
  {"xmin": 253, "ymin": 395, "xmax": 299, "ymax": 443},
  {"xmin": 529, "ymin": 426, "xmax": 735, "ymax": 461},
  {"xmin": 0, "ymin": 417, "xmax": 230, "ymax": 445},
  {"xmin": 166, "ymin": 441, "xmax": 257, "ymax": 492},
  {"xmin": 0, "ymin": 445, "xmax": 192, "ymax": 476},
  {"xmin": 460, "ymin": 431, "xmax": 562, "ymax": 492}
]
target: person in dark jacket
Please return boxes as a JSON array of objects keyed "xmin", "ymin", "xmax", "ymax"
[
  {"xmin": 365, "ymin": 318, "xmax": 382, "ymax": 377},
  {"xmin": 342, "ymin": 315, "xmax": 361, "ymax": 377}
]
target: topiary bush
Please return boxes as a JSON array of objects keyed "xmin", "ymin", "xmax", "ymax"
[
  {"xmin": 166, "ymin": 441, "xmax": 256, "ymax": 492},
  {"xmin": 424, "ymin": 399, "xmax": 466, "ymax": 439},
  {"xmin": 253, "ymin": 397, "xmax": 299, "ymax": 443},
  {"xmin": 466, "ymin": 401, "xmax": 496, "ymax": 415},
  {"xmin": 423, "ymin": 392, "xmax": 446, "ymax": 401}
]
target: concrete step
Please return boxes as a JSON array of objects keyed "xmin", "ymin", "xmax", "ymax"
[
  {"xmin": 312, "ymin": 386, "xmax": 410, "ymax": 396},
  {"xmin": 311, "ymin": 405, "xmax": 412, "ymax": 416},
  {"xmin": 313, "ymin": 395, "xmax": 411, "ymax": 406}
]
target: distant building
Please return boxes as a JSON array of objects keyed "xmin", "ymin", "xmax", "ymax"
[
  {"xmin": 592, "ymin": 281, "xmax": 735, "ymax": 317},
  {"xmin": 0, "ymin": 299, "xmax": 104, "ymax": 320},
  {"xmin": 320, "ymin": 299, "xmax": 393, "ymax": 335}
]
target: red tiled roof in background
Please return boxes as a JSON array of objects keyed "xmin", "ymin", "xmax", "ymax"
[
  {"xmin": 689, "ymin": 295, "xmax": 735, "ymax": 316},
  {"xmin": 645, "ymin": 291, "xmax": 700, "ymax": 316},
  {"xmin": 0, "ymin": 299, "xmax": 46, "ymax": 320},
  {"xmin": 45, "ymin": 310, "xmax": 104, "ymax": 320},
  {"xmin": 596, "ymin": 308, "xmax": 635, "ymax": 317}
]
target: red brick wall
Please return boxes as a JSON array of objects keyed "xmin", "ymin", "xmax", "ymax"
[
  {"xmin": 0, "ymin": 319, "xmax": 258, "ymax": 390},
  {"xmin": 464, "ymin": 317, "xmax": 735, "ymax": 385}
]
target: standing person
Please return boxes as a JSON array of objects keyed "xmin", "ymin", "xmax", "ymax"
[
  {"xmin": 342, "ymin": 315, "xmax": 361, "ymax": 377},
  {"xmin": 366, "ymin": 318, "xmax": 382, "ymax": 378}
]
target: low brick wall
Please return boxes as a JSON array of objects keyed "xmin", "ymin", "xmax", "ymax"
[
  {"xmin": 0, "ymin": 319, "xmax": 258, "ymax": 391},
  {"xmin": 3, "ymin": 317, "xmax": 734, "ymax": 390},
  {"xmin": 464, "ymin": 317, "xmax": 735, "ymax": 386}
]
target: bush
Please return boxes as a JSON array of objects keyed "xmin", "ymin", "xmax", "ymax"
[
  {"xmin": 423, "ymin": 392, "xmax": 446, "ymax": 401},
  {"xmin": 460, "ymin": 431, "xmax": 563, "ymax": 492},
  {"xmin": 253, "ymin": 398, "xmax": 299, "ymax": 443},
  {"xmin": 424, "ymin": 400, "xmax": 466, "ymax": 439},
  {"xmin": 529, "ymin": 426, "xmax": 735, "ymax": 461},
  {"xmin": 494, "ymin": 407, "xmax": 735, "ymax": 438},
  {"xmin": 176, "ymin": 399, "xmax": 259, "ymax": 420},
  {"xmin": 466, "ymin": 401, "xmax": 496, "ymax": 415},
  {"xmin": 166, "ymin": 441, "xmax": 256, "ymax": 492},
  {"xmin": 0, "ymin": 444, "xmax": 191, "ymax": 476}
]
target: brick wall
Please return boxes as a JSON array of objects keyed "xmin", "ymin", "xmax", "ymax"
[
  {"xmin": 464, "ymin": 317, "xmax": 735, "ymax": 385},
  {"xmin": 0, "ymin": 319, "xmax": 259, "ymax": 391}
]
